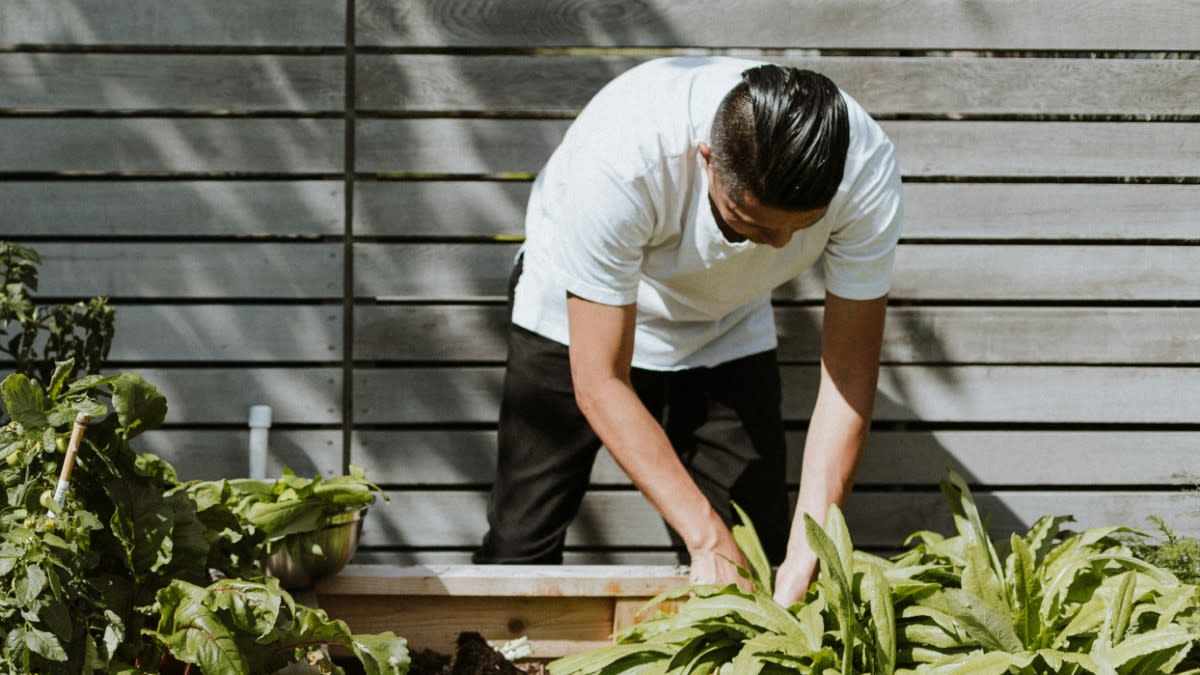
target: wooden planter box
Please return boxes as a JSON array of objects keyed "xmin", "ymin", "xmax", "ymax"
[{"xmin": 313, "ymin": 565, "xmax": 688, "ymax": 658}]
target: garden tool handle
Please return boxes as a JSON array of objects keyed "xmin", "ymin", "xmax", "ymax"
[{"xmin": 52, "ymin": 413, "xmax": 90, "ymax": 510}]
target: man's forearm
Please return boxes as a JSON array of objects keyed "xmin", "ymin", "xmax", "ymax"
[{"xmin": 574, "ymin": 375, "xmax": 727, "ymax": 550}]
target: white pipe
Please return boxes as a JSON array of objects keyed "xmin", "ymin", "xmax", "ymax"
[{"xmin": 248, "ymin": 405, "xmax": 272, "ymax": 480}]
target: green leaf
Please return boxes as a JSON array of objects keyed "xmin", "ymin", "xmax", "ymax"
[
  {"xmin": 1008, "ymin": 533, "xmax": 1041, "ymax": 648},
  {"xmin": 865, "ymin": 563, "xmax": 896, "ymax": 675},
  {"xmin": 14, "ymin": 624, "xmax": 68, "ymax": 662},
  {"xmin": 110, "ymin": 373, "xmax": 167, "ymax": 438},
  {"xmin": 921, "ymin": 588, "xmax": 1023, "ymax": 653},
  {"xmin": 1109, "ymin": 572, "xmax": 1136, "ymax": 645},
  {"xmin": 2, "ymin": 373, "xmax": 48, "ymax": 430},
  {"xmin": 47, "ymin": 359, "xmax": 74, "ymax": 398},
  {"xmin": 731, "ymin": 501, "xmax": 773, "ymax": 597},
  {"xmin": 919, "ymin": 650, "xmax": 1030, "ymax": 675}
]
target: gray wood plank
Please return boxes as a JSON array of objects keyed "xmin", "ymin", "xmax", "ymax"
[
  {"xmin": 110, "ymin": 305, "xmax": 341, "ymax": 362},
  {"xmin": 352, "ymin": 550, "xmax": 682, "ymax": 566},
  {"xmin": 354, "ymin": 181, "xmax": 529, "ymax": 238},
  {"xmin": 137, "ymin": 429, "xmax": 343, "ymax": 482},
  {"xmin": 361, "ymin": 490, "xmax": 1200, "ymax": 549},
  {"xmin": 35, "ymin": 243, "xmax": 341, "ymax": 299},
  {"xmin": 359, "ymin": 54, "xmax": 1200, "ymax": 116},
  {"xmin": 130, "ymin": 368, "xmax": 341, "ymax": 425},
  {"xmin": 1, "ymin": 54, "xmax": 343, "ymax": 111},
  {"xmin": 355, "ymin": 243, "xmax": 517, "ymax": 300},
  {"xmin": 0, "ymin": 0, "xmax": 344, "ymax": 46},
  {"xmin": 355, "ymin": 119, "xmax": 1200, "ymax": 177},
  {"xmin": 347, "ymin": 182, "xmax": 1199, "ymax": 240},
  {"xmin": 357, "ymin": 0, "xmax": 1200, "ymax": 50},
  {"xmin": 355, "ymin": 366, "xmax": 1200, "ymax": 424},
  {"xmin": 901, "ymin": 184, "xmax": 1200, "ymax": 240},
  {"xmin": 353, "ymin": 305, "xmax": 1200, "ymax": 365},
  {"xmin": 351, "ymin": 430, "xmax": 1200, "ymax": 488},
  {"xmin": 0, "ymin": 119, "xmax": 343, "ymax": 173},
  {"xmin": 0, "ymin": 181, "xmax": 344, "ymax": 237},
  {"xmin": 355, "ymin": 243, "xmax": 1200, "ymax": 302}
]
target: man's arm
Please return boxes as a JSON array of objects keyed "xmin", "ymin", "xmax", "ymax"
[
  {"xmin": 773, "ymin": 291, "xmax": 887, "ymax": 606},
  {"xmin": 566, "ymin": 293, "xmax": 749, "ymax": 587}
]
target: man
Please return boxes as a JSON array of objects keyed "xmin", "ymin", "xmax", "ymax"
[{"xmin": 473, "ymin": 57, "xmax": 901, "ymax": 608}]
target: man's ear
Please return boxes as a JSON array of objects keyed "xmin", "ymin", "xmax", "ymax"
[{"xmin": 698, "ymin": 142, "xmax": 712, "ymax": 167}]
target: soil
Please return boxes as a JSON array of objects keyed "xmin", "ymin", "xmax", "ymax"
[{"xmin": 402, "ymin": 632, "xmax": 548, "ymax": 675}]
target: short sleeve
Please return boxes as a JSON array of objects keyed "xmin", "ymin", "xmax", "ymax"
[
  {"xmin": 822, "ymin": 141, "xmax": 903, "ymax": 300},
  {"xmin": 543, "ymin": 147, "xmax": 656, "ymax": 306}
]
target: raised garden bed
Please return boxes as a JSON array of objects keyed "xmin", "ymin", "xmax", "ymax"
[{"xmin": 313, "ymin": 564, "xmax": 688, "ymax": 658}]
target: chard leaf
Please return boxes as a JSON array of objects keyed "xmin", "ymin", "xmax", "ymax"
[
  {"xmin": 731, "ymin": 501, "xmax": 772, "ymax": 597},
  {"xmin": 2, "ymin": 374, "xmax": 48, "ymax": 430},
  {"xmin": 148, "ymin": 607, "xmax": 249, "ymax": 675}
]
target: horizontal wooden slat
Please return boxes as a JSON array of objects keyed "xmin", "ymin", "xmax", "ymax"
[
  {"xmin": 347, "ymin": 182, "xmax": 1200, "ymax": 240},
  {"xmin": 318, "ymin": 564, "xmax": 687, "ymax": 597},
  {"xmin": 36, "ymin": 243, "xmax": 341, "ymax": 298},
  {"xmin": 137, "ymin": 429, "xmax": 342, "ymax": 481},
  {"xmin": 356, "ymin": 0, "xmax": 1200, "ymax": 50},
  {"xmin": 357, "ymin": 119, "xmax": 1200, "ymax": 177},
  {"xmin": 110, "ymin": 305, "xmax": 340, "ymax": 361},
  {"xmin": 353, "ymin": 305, "xmax": 1200, "ymax": 364},
  {"xmin": 359, "ymin": 55, "xmax": 1200, "ymax": 116},
  {"xmin": 0, "ymin": 119, "xmax": 343, "ymax": 173},
  {"xmin": 361, "ymin": 490, "xmax": 1200, "ymax": 549},
  {"xmin": 317, "ymin": 594, "xmax": 616, "ymax": 657},
  {"xmin": 352, "ymin": 550, "xmax": 682, "ymax": 566},
  {"xmin": 353, "ymin": 181, "xmax": 529, "ymax": 237},
  {"xmin": 355, "ymin": 243, "xmax": 516, "ymax": 300},
  {"xmin": 120, "ymin": 368, "xmax": 341, "ymax": 425},
  {"xmin": 355, "ymin": 366, "xmax": 1200, "ymax": 424},
  {"xmin": 1, "ymin": 181, "xmax": 343, "ymax": 237},
  {"xmin": 0, "ymin": 0, "xmax": 344, "ymax": 46},
  {"xmin": 901, "ymin": 184, "xmax": 1200, "ymax": 240},
  {"xmin": 351, "ymin": 430, "xmax": 1200, "ymax": 487},
  {"xmin": 0, "ymin": 54, "xmax": 344, "ymax": 111},
  {"xmin": 355, "ymin": 243, "xmax": 1200, "ymax": 302}
]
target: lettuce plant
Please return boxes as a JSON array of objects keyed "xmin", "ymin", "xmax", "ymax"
[{"xmin": 549, "ymin": 472, "xmax": 1200, "ymax": 675}]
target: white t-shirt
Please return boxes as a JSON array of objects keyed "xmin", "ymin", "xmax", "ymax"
[{"xmin": 512, "ymin": 57, "xmax": 902, "ymax": 371}]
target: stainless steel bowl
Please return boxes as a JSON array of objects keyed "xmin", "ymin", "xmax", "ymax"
[{"xmin": 264, "ymin": 507, "xmax": 366, "ymax": 589}]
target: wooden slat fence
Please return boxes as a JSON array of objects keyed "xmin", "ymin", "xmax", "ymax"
[{"xmin": 1, "ymin": 0, "xmax": 1197, "ymax": 564}]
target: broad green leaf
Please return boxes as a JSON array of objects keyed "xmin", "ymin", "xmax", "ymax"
[
  {"xmin": 731, "ymin": 501, "xmax": 773, "ymax": 597},
  {"xmin": 1090, "ymin": 625, "xmax": 1193, "ymax": 675},
  {"xmin": 47, "ymin": 359, "xmax": 74, "ymax": 398},
  {"xmin": 921, "ymin": 588, "xmax": 1023, "ymax": 653},
  {"xmin": 15, "ymin": 624, "xmax": 68, "ymax": 662},
  {"xmin": 2, "ymin": 373, "xmax": 48, "ymax": 430},
  {"xmin": 865, "ymin": 563, "xmax": 896, "ymax": 675},
  {"xmin": 110, "ymin": 373, "xmax": 167, "ymax": 439},
  {"xmin": 1110, "ymin": 572, "xmax": 1136, "ymax": 645},
  {"xmin": 1008, "ymin": 533, "xmax": 1041, "ymax": 648},
  {"xmin": 919, "ymin": 649, "xmax": 1024, "ymax": 675},
  {"xmin": 550, "ymin": 642, "xmax": 673, "ymax": 675},
  {"xmin": 150, "ymin": 607, "xmax": 249, "ymax": 675}
]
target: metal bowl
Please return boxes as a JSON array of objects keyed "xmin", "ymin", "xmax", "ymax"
[{"xmin": 263, "ymin": 507, "xmax": 366, "ymax": 590}]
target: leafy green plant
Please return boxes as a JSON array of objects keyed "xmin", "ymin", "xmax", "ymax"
[
  {"xmin": 549, "ymin": 472, "xmax": 1200, "ymax": 675},
  {"xmin": 189, "ymin": 466, "xmax": 386, "ymax": 555},
  {"xmin": 0, "ymin": 360, "xmax": 409, "ymax": 674},
  {"xmin": 0, "ymin": 242, "xmax": 114, "ymax": 385}
]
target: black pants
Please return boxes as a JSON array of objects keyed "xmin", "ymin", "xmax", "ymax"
[{"xmin": 474, "ymin": 259, "xmax": 790, "ymax": 565}]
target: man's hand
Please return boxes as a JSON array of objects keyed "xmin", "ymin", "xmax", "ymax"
[
  {"xmin": 687, "ymin": 523, "xmax": 752, "ymax": 592},
  {"xmin": 772, "ymin": 550, "xmax": 818, "ymax": 607}
]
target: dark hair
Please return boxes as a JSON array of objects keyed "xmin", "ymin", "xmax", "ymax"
[{"xmin": 710, "ymin": 65, "xmax": 850, "ymax": 211}]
